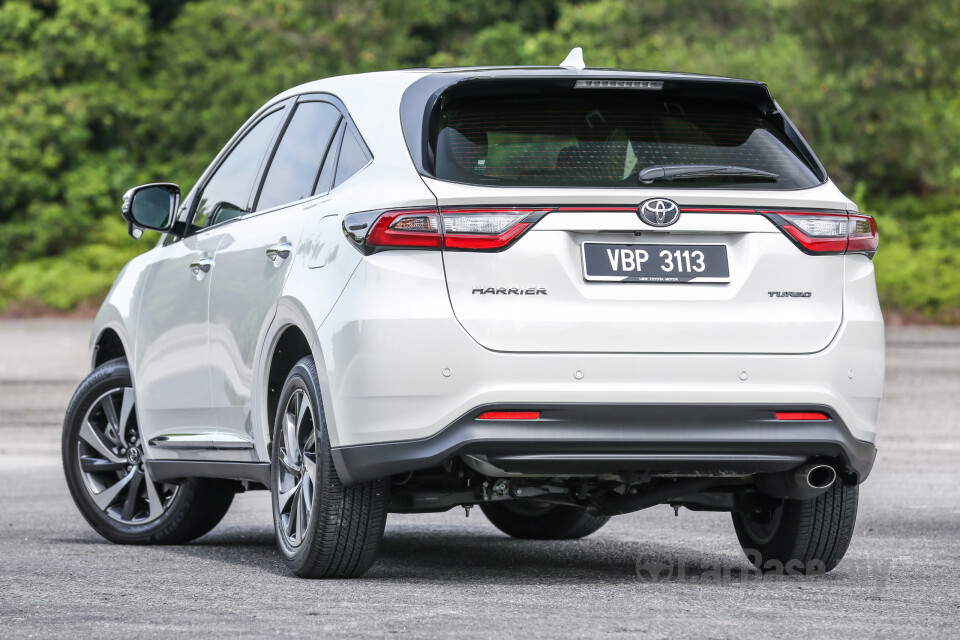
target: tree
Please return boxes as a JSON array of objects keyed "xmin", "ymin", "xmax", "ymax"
[{"xmin": 1, "ymin": 0, "xmax": 958, "ymax": 316}]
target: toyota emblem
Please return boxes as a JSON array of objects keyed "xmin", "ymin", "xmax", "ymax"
[{"xmin": 638, "ymin": 198, "xmax": 681, "ymax": 227}]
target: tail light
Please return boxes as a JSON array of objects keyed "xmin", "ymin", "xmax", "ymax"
[
  {"xmin": 442, "ymin": 208, "xmax": 552, "ymax": 250},
  {"xmin": 364, "ymin": 209, "xmax": 441, "ymax": 249},
  {"xmin": 763, "ymin": 211, "xmax": 879, "ymax": 257},
  {"xmin": 345, "ymin": 207, "xmax": 553, "ymax": 253},
  {"xmin": 847, "ymin": 214, "xmax": 880, "ymax": 253}
]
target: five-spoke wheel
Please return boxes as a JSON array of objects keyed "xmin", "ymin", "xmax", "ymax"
[{"xmin": 63, "ymin": 358, "xmax": 236, "ymax": 544}]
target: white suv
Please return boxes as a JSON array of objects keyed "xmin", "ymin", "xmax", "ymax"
[{"xmin": 62, "ymin": 59, "xmax": 883, "ymax": 578}]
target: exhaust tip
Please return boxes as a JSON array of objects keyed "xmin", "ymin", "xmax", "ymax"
[{"xmin": 803, "ymin": 464, "xmax": 837, "ymax": 490}]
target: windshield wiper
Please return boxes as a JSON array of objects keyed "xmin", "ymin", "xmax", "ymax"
[{"xmin": 639, "ymin": 164, "xmax": 779, "ymax": 184}]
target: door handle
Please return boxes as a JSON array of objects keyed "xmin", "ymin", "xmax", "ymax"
[
  {"xmin": 189, "ymin": 257, "xmax": 213, "ymax": 280},
  {"xmin": 266, "ymin": 242, "xmax": 293, "ymax": 265}
]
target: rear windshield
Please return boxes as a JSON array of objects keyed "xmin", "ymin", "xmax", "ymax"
[{"xmin": 434, "ymin": 93, "xmax": 821, "ymax": 189}]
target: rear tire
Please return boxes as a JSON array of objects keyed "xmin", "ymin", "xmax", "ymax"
[
  {"xmin": 271, "ymin": 356, "xmax": 389, "ymax": 578},
  {"xmin": 732, "ymin": 482, "xmax": 858, "ymax": 574},
  {"xmin": 480, "ymin": 501, "xmax": 610, "ymax": 540},
  {"xmin": 62, "ymin": 358, "xmax": 235, "ymax": 544}
]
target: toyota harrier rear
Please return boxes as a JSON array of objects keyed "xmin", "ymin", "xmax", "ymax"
[{"xmin": 64, "ymin": 58, "xmax": 883, "ymax": 578}]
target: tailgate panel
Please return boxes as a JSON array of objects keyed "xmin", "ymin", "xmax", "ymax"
[{"xmin": 441, "ymin": 208, "xmax": 843, "ymax": 354}]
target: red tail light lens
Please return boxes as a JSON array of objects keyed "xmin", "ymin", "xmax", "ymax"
[
  {"xmin": 775, "ymin": 411, "xmax": 830, "ymax": 421},
  {"xmin": 764, "ymin": 211, "xmax": 879, "ymax": 256},
  {"xmin": 365, "ymin": 209, "xmax": 441, "ymax": 249},
  {"xmin": 778, "ymin": 212, "xmax": 849, "ymax": 253},
  {"xmin": 477, "ymin": 411, "xmax": 541, "ymax": 420},
  {"xmin": 358, "ymin": 207, "xmax": 552, "ymax": 251},
  {"xmin": 846, "ymin": 214, "xmax": 880, "ymax": 253}
]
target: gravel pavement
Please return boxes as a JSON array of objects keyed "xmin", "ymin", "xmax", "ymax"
[{"xmin": 1, "ymin": 320, "xmax": 958, "ymax": 638}]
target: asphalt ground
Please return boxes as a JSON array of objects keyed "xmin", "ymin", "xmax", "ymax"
[{"xmin": 1, "ymin": 320, "xmax": 959, "ymax": 638}]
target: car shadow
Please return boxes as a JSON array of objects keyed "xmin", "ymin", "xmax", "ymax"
[
  {"xmin": 372, "ymin": 531, "xmax": 651, "ymax": 583},
  {"xmin": 52, "ymin": 525, "xmax": 842, "ymax": 584},
  {"xmin": 112, "ymin": 526, "xmax": 779, "ymax": 584}
]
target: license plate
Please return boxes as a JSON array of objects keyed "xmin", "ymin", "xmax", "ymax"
[{"xmin": 582, "ymin": 242, "xmax": 730, "ymax": 283}]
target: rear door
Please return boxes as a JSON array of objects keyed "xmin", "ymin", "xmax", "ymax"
[
  {"xmin": 207, "ymin": 97, "xmax": 344, "ymax": 442},
  {"xmin": 426, "ymin": 84, "xmax": 846, "ymax": 354}
]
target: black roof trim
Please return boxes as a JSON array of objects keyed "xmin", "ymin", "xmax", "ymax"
[{"xmin": 411, "ymin": 66, "xmax": 770, "ymax": 84}]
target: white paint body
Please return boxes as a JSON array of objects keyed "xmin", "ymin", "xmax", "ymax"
[{"xmin": 88, "ymin": 69, "xmax": 884, "ymax": 471}]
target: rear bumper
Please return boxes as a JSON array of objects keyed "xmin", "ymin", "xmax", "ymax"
[
  {"xmin": 331, "ymin": 403, "xmax": 877, "ymax": 485},
  {"xmin": 318, "ymin": 252, "xmax": 883, "ymax": 483},
  {"xmin": 318, "ymin": 254, "xmax": 883, "ymax": 450}
]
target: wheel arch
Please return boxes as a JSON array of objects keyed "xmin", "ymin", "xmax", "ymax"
[
  {"xmin": 257, "ymin": 297, "xmax": 341, "ymax": 462},
  {"xmin": 92, "ymin": 327, "xmax": 128, "ymax": 368},
  {"xmin": 265, "ymin": 326, "xmax": 312, "ymax": 438},
  {"xmin": 89, "ymin": 302, "xmax": 133, "ymax": 374},
  {"xmin": 87, "ymin": 252, "xmax": 154, "ymax": 380}
]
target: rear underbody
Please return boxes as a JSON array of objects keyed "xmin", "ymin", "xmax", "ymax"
[{"xmin": 337, "ymin": 402, "xmax": 875, "ymax": 516}]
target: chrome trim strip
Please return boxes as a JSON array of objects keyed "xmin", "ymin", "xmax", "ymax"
[{"xmin": 148, "ymin": 433, "xmax": 255, "ymax": 450}]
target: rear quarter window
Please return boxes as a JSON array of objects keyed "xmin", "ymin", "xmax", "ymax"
[{"xmin": 335, "ymin": 127, "xmax": 372, "ymax": 187}]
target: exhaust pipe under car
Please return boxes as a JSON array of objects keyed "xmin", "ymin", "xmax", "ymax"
[
  {"xmin": 801, "ymin": 464, "xmax": 837, "ymax": 490},
  {"xmin": 755, "ymin": 463, "xmax": 837, "ymax": 500}
]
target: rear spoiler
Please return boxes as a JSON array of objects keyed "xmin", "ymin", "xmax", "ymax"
[{"xmin": 399, "ymin": 70, "xmax": 827, "ymax": 183}]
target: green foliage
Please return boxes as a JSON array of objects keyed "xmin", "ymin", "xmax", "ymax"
[
  {"xmin": 0, "ymin": 0, "xmax": 149, "ymax": 264},
  {"xmin": 0, "ymin": 216, "xmax": 148, "ymax": 310},
  {"xmin": 0, "ymin": 0, "xmax": 958, "ymax": 319},
  {"xmin": 870, "ymin": 197, "xmax": 960, "ymax": 320}
]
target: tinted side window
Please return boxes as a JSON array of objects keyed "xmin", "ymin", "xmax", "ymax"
[
  {"xmin": 314, "ymin": 122, "xmax": 344, "ymax": 196},
  {"xmin": 257, "ymin": 102, "xmax": 342, "ymax": 211},
  {"xmin": 192, "ymin": 109, "xmax": 283, "ymax": 229},
  {"xmin": 334, "ymin": 127, "xmax": 371, "ymax": 187}
]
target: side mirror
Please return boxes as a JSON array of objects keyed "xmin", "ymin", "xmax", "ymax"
[{"xmin": 121, "ymin": 183, "xmax": 180, "ymax": 239}]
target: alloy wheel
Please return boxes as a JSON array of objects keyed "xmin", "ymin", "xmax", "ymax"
[
  {"xmin": 739, "ymin": 502, "xmax": 784, "ymax": 545},
  {"xmin": 275, "ymin": 388, "xmax": 318, "ymax": 548},
  {"xmin": 75, "ymin": 388, "xmax": 176, "ymax": 524}
]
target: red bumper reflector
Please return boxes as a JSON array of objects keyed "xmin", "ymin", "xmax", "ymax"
[
  {"xmin": 775, "ymin": 412, "xmax": 830, "ymax": 421},
  {"xmin": 477, "ymin": 411, "xmax": 541, "ymax": 421}
]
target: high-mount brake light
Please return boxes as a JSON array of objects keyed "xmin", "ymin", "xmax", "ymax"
[
  {"xmin": 574, "ymin": 79, "xmax": 663, "ymax": 90},
  {"xmin": 763, "ymin": 211, "xmax": 879, "ymax": 256},
  {"xmin": 359, "ymin": 207, "xmax": 552, "ymax": 251},
  {"xmin": 477, "ymin": 411, "xmax": 541, "ymax": 420},
  {"xmin": 775, "ymin": 412, "xmax": 830, "ymax": 421}
]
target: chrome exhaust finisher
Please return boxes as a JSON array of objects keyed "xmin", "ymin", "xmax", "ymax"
[
  {"xmin": 800, "ymin": 463, "xmax": 837, "ymax": 490},
  {"xmin": 755, "ymin": 463, "xmax": 838, "ymax": 500}
]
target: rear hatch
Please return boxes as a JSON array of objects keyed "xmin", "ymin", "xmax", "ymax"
[{"xmin": 406, "ymin": 74, "xmax": 856, "ymax": 354}]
